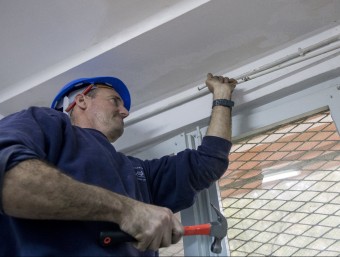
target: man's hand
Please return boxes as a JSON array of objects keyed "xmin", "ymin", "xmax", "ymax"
[
  {"xmin": 205, "ymin": 73, "xmax": 237, "ymax": 141},
  {"xmin": 119, "ymin": 201, "xmax": 183, "ymax": 252},
  {"xmin": 206, "ymin": 73, "xmax": 237, "ymax": 100}
]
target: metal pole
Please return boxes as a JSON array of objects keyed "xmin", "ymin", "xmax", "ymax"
[{"xmin": 125, "ymin": 34, "xmax": 340, "ymax": 127}]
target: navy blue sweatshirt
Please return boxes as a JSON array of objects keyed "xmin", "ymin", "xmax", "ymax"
[{"xmin": 0, "ymin": 107, "xmax": 231, "ymax": 256}]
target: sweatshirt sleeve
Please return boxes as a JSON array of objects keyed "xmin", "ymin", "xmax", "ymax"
[
  {"xmin": 0, "ymin": 107, "xmax": 66, "ymax": 214},
  {"xmin": 142, "ymin": 136, "xmax": 232, "ymax": 212}
]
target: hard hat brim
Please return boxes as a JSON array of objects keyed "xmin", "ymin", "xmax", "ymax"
[{"xmin": 51, "ymin": 77, "xmax": 131, "ymax": 111}]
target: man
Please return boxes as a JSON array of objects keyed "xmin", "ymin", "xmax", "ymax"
[{"xmin": 0, "ymin": 73, "xmax": 236, "ymax": 256}]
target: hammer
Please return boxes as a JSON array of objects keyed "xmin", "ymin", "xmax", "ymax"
[{"xmin": 99, "ymin": 204, "xmax": 228, "ymax": 254}]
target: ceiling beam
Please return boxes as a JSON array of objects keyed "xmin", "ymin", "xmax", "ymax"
[
  {"xmin": 115, "ymin": 25, "xmax": 340, "ymax": 152},
  {"xmin": 0, "ymin": 0, "xmax": 209, "ymax": 107}
]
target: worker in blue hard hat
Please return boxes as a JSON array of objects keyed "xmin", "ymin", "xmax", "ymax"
[
  {"xmin": 0, "ymin": 73, "xmax": 237, "ymax": 256},
  {"xmin": 51, "ymin": 77, "xmax": 131, "ymax": 142}
]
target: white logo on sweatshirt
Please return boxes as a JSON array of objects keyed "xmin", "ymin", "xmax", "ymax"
[{"xmin": 134, "ymin": 166, "xmax": 146, "ymax": 181}]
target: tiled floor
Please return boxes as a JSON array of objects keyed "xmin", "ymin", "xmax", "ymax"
[{"xmin": 160, "ymin": 110, "xmax": 340, "ymax": 256}]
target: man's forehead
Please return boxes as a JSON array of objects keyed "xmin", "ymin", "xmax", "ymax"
[{"xmin": 95, "ymin": 85, "xmax": 122, "ymax": 99}]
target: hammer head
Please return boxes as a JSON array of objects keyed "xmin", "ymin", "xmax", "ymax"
[{"xmin": 210, "ymin": 204, "xmax": 228, "ymax": 254}]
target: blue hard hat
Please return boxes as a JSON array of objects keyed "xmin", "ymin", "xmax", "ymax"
[{"xmin": 51, "ymin": 76, "xmax": 131, "ymax": 111}]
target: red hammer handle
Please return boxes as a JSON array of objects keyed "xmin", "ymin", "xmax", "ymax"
[
  {"xmin": 184, "ymin": 223, "xmax": 211, "ymax": 236},
  {"xmin": 100, "ymin": 223, "xmax": 212, "ymax": 246}
]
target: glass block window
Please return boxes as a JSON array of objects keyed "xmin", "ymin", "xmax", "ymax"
[{"xmin": 221, "ymin": 110, "xmax": 340, "ymax": 256}]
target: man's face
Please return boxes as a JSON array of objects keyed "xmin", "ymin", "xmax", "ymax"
[{"xmin": 85, "ymin": 87, "xmax": 129, "ymax": 142}]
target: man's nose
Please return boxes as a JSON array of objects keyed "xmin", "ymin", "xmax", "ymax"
[{"xmin": 120, "ymin": 106, "xmax": 129, "ymax": 119}]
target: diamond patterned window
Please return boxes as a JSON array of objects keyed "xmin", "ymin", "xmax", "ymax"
[{"xmin": 222, "ymin": 110, "xmax": 340, "ymax": 256}]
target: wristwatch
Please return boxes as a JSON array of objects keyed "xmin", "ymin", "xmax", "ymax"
[{"xmin": 212, "ymin": 99, "xmax": 234, "ymax": 109}]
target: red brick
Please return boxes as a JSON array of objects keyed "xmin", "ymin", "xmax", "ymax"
[
  {"xmin": 264, "ymin": 143, "xmax": 286, "ymax": 152},
  {"xmin": 299, "ymin": 151, "xmax": 323, "ymax": 160},
  {"xmin": 220, "ymin": 189, "xmax": 237, "ymax": 198},
  {"xmin": 239, "ymin": 161, "xmax": 260, "ymax": 170},
  {"xmin": 293, "ymin": 132, "xmax": 317, "ymax": 142},
  {"xmin": 270, "ymin": 161, "xmax": 292, "ymax": 170},
  {"xmin": 267, "ymin": 152, "xmax": 290, "ymax": 160},
  {"xmin": 323, "ymin": 123, "xmax": 337, "ymax": 131},
  {"xmin": 297, "ymin": 141, "xmax": 319, "ymax": 151},
  {"xmin": 229, "ymin": 161, "xmax": 245, "ymax": 170},
  {"xmin": 258, "ymin": 161, "xmax": 275, "ymax": 169},
  {"xmin": 252, "ymin": 152, "xmax": 273, "ymax": 161},
  {"xmin": 219, "ymin": 178, "xmax": 236, "ymax": 187},
  {"xmin": 228, "ymin": 170, "xmax": 246, "ymax": 179},
  {"xmin": 278, "ymin": 133, "xmax": 300, "ymax": 142},
  {"xmin": 228, "ymin": 188, "xmax": 251, "ymax": 198},
  {"xmin": 327, "ymin": 132, "xmax": 340, "ymax": 141},
  {"xmin": 331, "ymin": 142, "xmax": 340, "ymax": 150},
  {"xmin": 283, "ymin": 151, "xmax": 305, "ymax": 160},
  {"xmin": 308, "ymin": 123, "xmax": 329, "ymax": 132},
  {"xmin": 238, "ymin": 152, "xmax": 257, "ymax": 161},
  {"xmin": 310, "ymin": 132, "xmax": 333, "ymax": 141},
  {"xmin": 280, "ymin": 142, "xmax": 303, "ymax": 151},
  {"xmin": 313, "ymin": 141, "xmax": 337, "ymax": 151},
  {"xmin": 229, "ymin": 152, "xmax": 244, "ymax": 161},
  {"xmin": 249, "ymin": 143, "xmax": 270, "ymax": 152}
]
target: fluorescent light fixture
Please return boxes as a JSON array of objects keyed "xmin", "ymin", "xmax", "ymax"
[{"xmin": 262, "ymin": 170, "xmax": 301, "ymax": 183}]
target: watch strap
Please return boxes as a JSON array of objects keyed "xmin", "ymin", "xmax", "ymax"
[{"xmin": 212, "ymin": 99, "xmax": 234, "ymax": 108}]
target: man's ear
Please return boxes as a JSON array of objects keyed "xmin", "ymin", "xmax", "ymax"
[{"xmin": 74, "ymin": 94, "xmax": 87, "ymax": 110}]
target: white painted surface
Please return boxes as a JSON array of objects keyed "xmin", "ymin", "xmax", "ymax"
[
  {"xmin": 1, "ymin": 1, "xmax": 339, "ymax": 116},
  {"xmin": 115, "ymin": 26, "xmax": 340, "ymax": 152}
]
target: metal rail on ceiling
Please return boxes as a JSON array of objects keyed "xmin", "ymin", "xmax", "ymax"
[{"xmin": 125, "ymin": 34, "xmax": 340, "ymax": 127}]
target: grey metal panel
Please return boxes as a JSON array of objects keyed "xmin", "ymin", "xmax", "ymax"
[
  {"xmin": 329, "ymin": 83, "xmax": 340, "ymax": 134},
  {"xmin": 181, "ymin": 128, "xmax": 229, "ymax": 257},
  {"xmin": 181, "ymin": 183, "xmax": 229, "ymax": 256}
]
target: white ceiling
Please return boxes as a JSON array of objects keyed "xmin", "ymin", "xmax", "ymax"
[{"xmin": 1, "ymin": 0, "xmax": 339, "ymax": 117}]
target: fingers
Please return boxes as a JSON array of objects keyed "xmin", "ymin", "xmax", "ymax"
[
  {"xmin": 125, "ymin": 204, "xmax": 183, "ymax": 252},
  {"xmin": 228, "ymin": 78, "xmax": 238, "ymax": 86},
  {"xmin": 205, "ymin": 73, "xmax": 237, "ymax": 95},
  {"xmin": 148, "ymin": 211, "xmax": 183, "ymax": 251},
  {"xmin": 148, "ymin": 224, "xmax": 172, "ymax": 251},
  {"xmin": 228, "ymin": 78, "xmax": 237, "ymax": 83},
  {"xmin": 171, "ymin": 217, "xmax": 184, "ymax": 244},
  {"xmin": 207, "ymin": 73, "xmax": 237, "ymax": 84}
]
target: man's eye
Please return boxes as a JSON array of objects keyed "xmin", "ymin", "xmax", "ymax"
[{"xmin": 111, "ymin": 97, "xmax": 121, "ymax": 106}]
